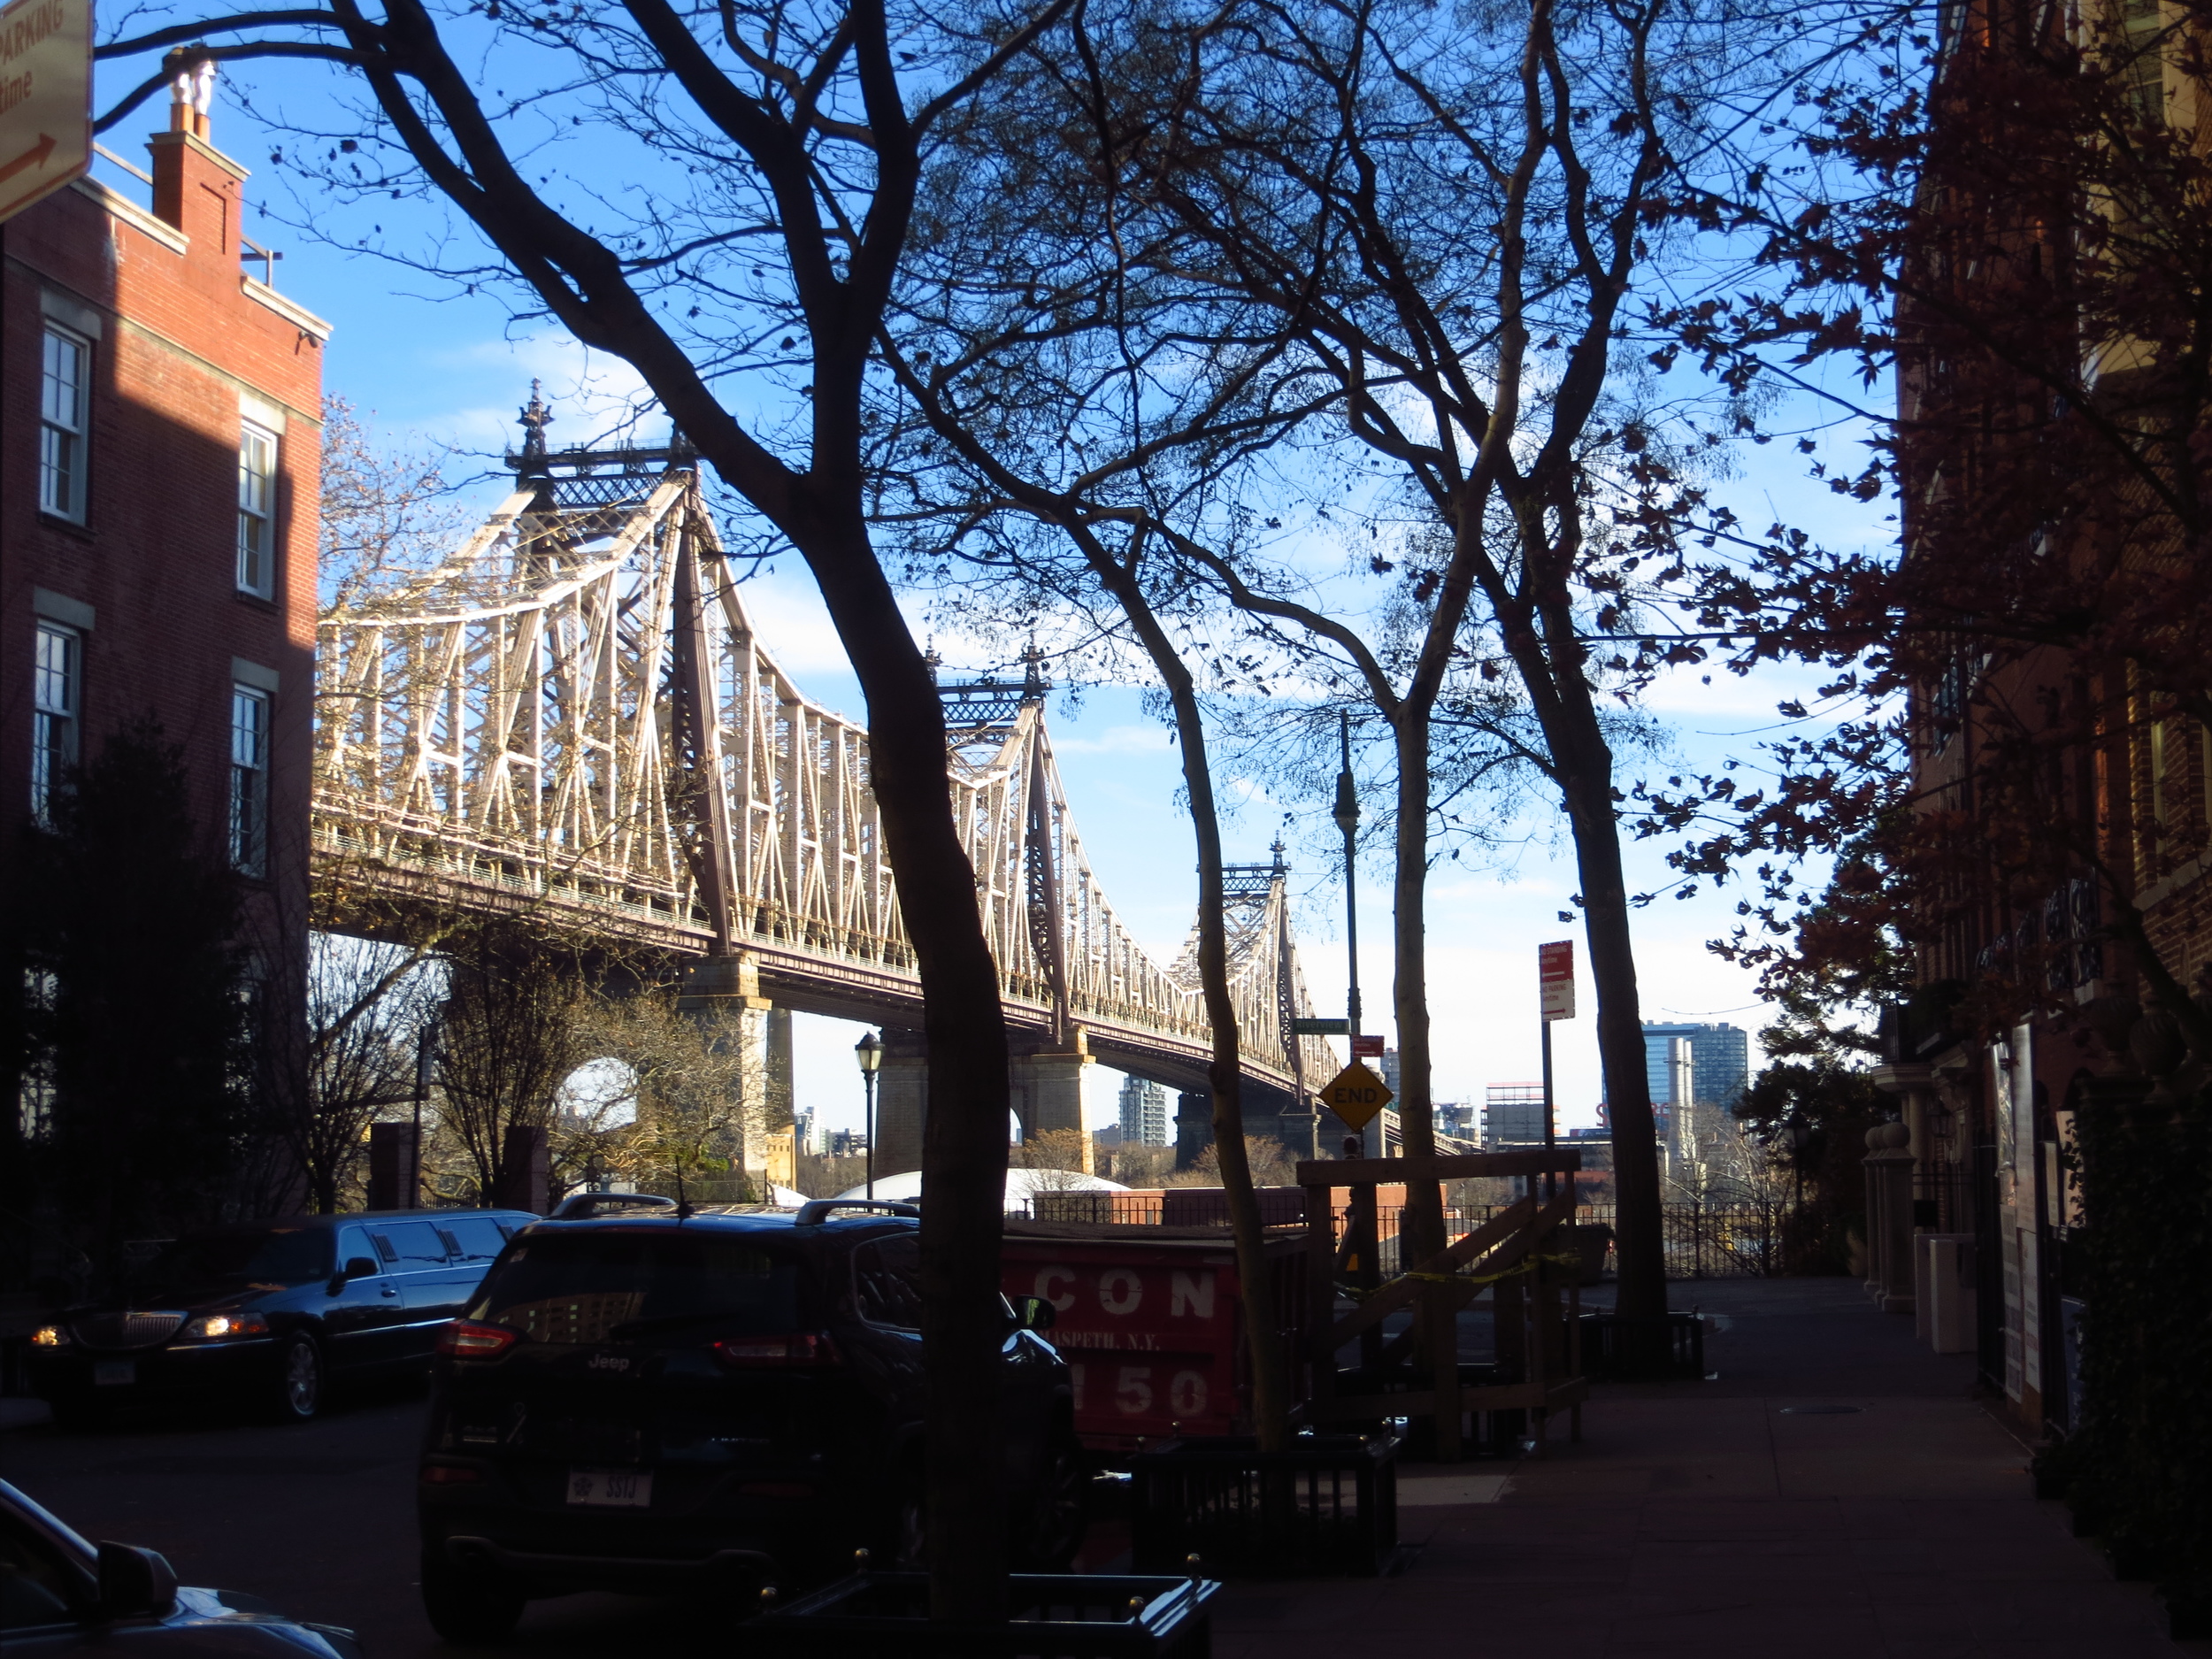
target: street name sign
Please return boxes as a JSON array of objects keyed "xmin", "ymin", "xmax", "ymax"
[
  {"xmin": 0, "ymin": 0, "xmax": 91, "ymax": 226},
  {"xmin": 1539, "ymin": 939, "xmax": 1575, "ymax": 1023},
  {"xmin": 1291, "ymin": 1018, "xmax": 1349, "ymax": 1036},
  {"xmin": 1318, "ymin": 1061, "xmax": 1393, "ymax": 1130}
]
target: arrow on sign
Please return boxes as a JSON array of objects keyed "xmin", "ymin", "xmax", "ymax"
[{"xmin": 0, "ymin": 134, "xmax": 58, "ymax": 188}]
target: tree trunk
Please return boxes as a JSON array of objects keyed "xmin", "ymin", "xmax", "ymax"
[
  {"xmin": 1079, "ymin": 538, "xmax": 1291, "ymax": 1451},
  {"xmin": 1553, "ymin": 726, "xmax": 1666, "ymax": 1322},
  {"xmin": 1168, "ymin": 675, "xmax": 1292, "ymax": 1455},
  {"xmin": 1390, "ymin": 700, "xmax": 1459, "ymax": 1450},
  {"xmin": 781, "ymin": 506, "xmax": 1013, "ymax": 1621}
]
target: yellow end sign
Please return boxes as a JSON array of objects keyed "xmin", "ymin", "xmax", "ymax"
[{"xmin": 1319, "ymin": 1062, "xmax": 1393, "ymax": 1130}]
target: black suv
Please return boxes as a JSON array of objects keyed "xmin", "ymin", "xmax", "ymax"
[
  {"xmin": 416, "ymin": 1203, "xmax": 1084, "ymax": 1640},
  {"xmin": 28, "ymin": 1209, "xmax": 535, "ymax": 1427}
]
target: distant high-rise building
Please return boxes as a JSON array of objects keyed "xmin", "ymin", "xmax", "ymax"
[
  {"xmin": 1118, "ymin": 1076, "xmax": 1170, "ymax": 1147},
  {"xmin": 1636, "ymin": 1023, "xmax": 1750, "ymax": 1112},
  {"xmin": 1483, "ymin": 1082, "xmax": 1548, "ymax": 1146}
]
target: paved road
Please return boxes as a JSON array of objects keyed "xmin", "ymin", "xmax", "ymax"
[
  {"xmin": 0, "ymin": 1384, "xmax": 733, "ymax": 1655},
  {"xmin": 8, "ymin": 1280, "xmax": 2185, "ymax": 1658}
]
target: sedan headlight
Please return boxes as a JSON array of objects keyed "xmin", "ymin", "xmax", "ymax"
[
  {"xmin": 30, "ymin": 1325, "xmax": 68, "ymax": 1348},
  {"xmin": 180, "ymin": 1313, "xmax": 271, "ymax": 1340}
]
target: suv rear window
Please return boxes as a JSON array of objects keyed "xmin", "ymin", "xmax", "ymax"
[{"xmin": 471, "ymin": 1231, "xmax": 808, "ymax": 1345}]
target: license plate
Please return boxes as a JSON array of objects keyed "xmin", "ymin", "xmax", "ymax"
[
  {"xmin": 566, "ymin": 1467, "xmax": 651, "ymax": 1508},
  {"xmin": 93, "ymin": 1362, "xmax": 135, "ymax": 1387}
]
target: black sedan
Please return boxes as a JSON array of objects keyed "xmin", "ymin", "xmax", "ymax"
[
  {"xmin": 28, "ymin": 1209, "xmax": 534, "ymax": 1426},
  {"xmin": 1, "ymin": 1478, "xmax": 362, "ymax": 1657}
]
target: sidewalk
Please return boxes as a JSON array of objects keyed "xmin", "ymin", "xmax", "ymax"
[{"xmin": 1209, "ymin": 1279, "xmax": 2191, "ymax": 1659}]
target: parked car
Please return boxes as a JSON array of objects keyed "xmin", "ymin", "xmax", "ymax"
[
  {"xmin": 416, "ymin": 1201, "xmax": 1085, "ymax": 1641},
  {"xmin": 0, "ymin": 1477, "xmax": 362, "ymax": 1657},
  {"xmin": 27, "ymin": 1208, "xmax": 536, "ymax": 1427}
]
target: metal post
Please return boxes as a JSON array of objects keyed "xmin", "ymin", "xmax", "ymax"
[
  {"xmin": 1541, "ymin": 1017, "xmax": 1556, "ymax": 1202},
  {"xmin": 854, "ymin": 1031, "xmax": 883, "ymax": 1202},
  {"xmin": 1332, "ymin": 710, "xmax": 1362, "ymax": 1056}
]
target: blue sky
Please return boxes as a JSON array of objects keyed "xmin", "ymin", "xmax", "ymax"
[{"xmin": 88, "ymin": 63, "xmax": 1889, "ymax": 1143}]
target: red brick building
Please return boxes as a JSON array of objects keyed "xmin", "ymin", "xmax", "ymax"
[{"xmin": 2, "ymin": 77, "xmax": 327, "ymax": 1133}]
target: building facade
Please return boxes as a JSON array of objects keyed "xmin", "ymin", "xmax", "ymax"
[
  {"xmin": 1118, "ymin": 1074, "xmax": 1169, "ymax": 1147},
  {"xmin": 1638, "ymin": 1023, "xmax": 1750, "ymax": 1114},
  {"xmin": 4, "ymin": 81, "xmax": 327, "ymax": 1135}
]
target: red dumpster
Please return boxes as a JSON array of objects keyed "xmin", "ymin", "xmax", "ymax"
[{"xmin": 1000, "ymin": 1220, "xmax": 1308, "ymax": 1455}]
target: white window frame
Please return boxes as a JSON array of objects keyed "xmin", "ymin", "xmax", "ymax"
[
  {"xmin": 40, "ymin": 326, "xmax": 89, "ymax": 522},
  {"xmin": 229, "ymin": 685, "xmax": 271, "ymax": 876},
  {"xmin": 236, "ymin": 423, "xmax": 279, "ymax": 597},
  {"xmin": 31, "ymin": 622, "xmax": 80, "ymax": 825}
]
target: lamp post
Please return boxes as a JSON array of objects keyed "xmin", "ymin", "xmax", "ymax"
[
  {"xmin": 1332, "ymin": 711, "xmax": 1362, "ymax": 1039},
  {"xmin": 854, "ymin": 1032, "xmax": 883, "ymax": 1200}
]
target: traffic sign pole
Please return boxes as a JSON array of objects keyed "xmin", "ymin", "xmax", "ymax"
[{"xmin": 1538, "ymin": 941, "xmax": 1575, "ymax": 1201}]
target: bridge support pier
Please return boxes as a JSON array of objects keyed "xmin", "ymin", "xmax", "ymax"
[
  {"xmin": 676, "ymin": 953, "xmax": 783, "ymax": 1196},
  {"xmin": 1176, "ymin": 1090, "xmax": 1214, "ymax": 1171},
  {"xmin": 873, "ymin": 1030, "xmax": 930, "ymax": 1181},
  {"xmin": 1011, "ymin": 1033, "xmax": 1094, "ymax": 1170}
]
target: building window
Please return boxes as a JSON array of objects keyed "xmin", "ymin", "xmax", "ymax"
[
  {"xmin": 236, "ymin": 425, "xmax": 278, "ymax": 597},
  {"xmin": 31, "ymin": 622, "xmax": 80, "ymax": 825},
  {"xmin": 230, "ymin": 685, "xmax": 270, "ymax": 876},
  {"xmin": 40, "ymin": 326, "xmax": 89, "ymax": 521},
  {"xmin": 2120, "ymin": 0, "xmax": 2165, "ymax": 123},
  {"xmin": 19, "ymin": 967, "xmax": 59, "ymax": 1141}
]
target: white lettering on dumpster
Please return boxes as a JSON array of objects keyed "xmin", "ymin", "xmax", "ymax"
[
  {"xmin": 1033, "ymin": 1265, "xmax": 1076, "ymax": 1311},
  {"xmin": 1170, "ymin": 1270, "xmax": 1214, "ymax": 1318},
  {"xmin": 1098, "ymin": 1268, "xmax": 1142, "ymax": 1315}
]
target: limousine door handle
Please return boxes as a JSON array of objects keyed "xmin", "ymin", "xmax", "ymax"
[{"xmin": 380, "ymin": 1285, "xmax": 400, "ymax": 1298}]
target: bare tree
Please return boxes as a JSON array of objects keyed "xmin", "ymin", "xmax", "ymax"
[
  {"xmin": 101, "ymin": 0, "xmax": 1081, "ymax": 1606},
  {"xmin": 317, "ymin": 395, "xmax": 472, "ymax": 611},
  {"xmin": 433, "ymin": 927, "xmax": 589, "ymax": 1203},
  {"xmin": 928, "ymin": 0, "xmax": 1835, "ymax": 1340}
]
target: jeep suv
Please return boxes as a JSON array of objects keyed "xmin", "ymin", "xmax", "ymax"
[{"xmin": 416, "ymin": 1203, "xmax": 1084, "ymax": 1640}]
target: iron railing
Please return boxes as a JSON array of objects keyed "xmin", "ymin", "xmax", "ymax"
[{"xmin": 1018, "ymin": 1191, "xmax": 1801, "ymax": 1279}]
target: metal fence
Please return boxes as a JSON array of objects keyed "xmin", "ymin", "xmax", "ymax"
[{"xmin": 1021, "ymin": 1189, "xmax": 1801, "ymax": 1280}]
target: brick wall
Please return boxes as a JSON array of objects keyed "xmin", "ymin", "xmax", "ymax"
[{"xmin": 1, "ymin": 104, "xmax": 329, "ymax": 1090}]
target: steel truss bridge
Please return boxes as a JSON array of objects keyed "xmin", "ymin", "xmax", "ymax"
[{"xmin": 311, "ymin": 432, "xmax": 1333, "ymax": 1110}]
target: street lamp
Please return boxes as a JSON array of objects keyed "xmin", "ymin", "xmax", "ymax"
[
  {"xmin": 854, "ymin": 1032, "xmax": 883, "ymax": 1201},
  {"xmin": 1332, "ymin": 711, "xmax": 1361, "ymax": 1038}
]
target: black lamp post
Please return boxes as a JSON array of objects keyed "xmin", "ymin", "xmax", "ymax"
[
  {"xmin": 1332, "ymin": 711, "xmax": 1362, "ymax": 1039},
  {"xmin": 854, "ymin": 1032, "xmax": 883, "ymax": 1200}
]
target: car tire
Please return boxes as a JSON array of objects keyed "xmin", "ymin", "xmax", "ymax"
[
  {"xmin": 1018, "ymin": 1441, "xmax": 1088, "ymax": 1571},
  {"xmin": 421, "ymin": 1553, "xmax": 526, "ymax": 1644},
  {"xmin": 269, "ymin": 1333, "xmax": 324, "ymax": 1424}
]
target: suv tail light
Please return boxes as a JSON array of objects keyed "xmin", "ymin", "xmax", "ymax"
[
  {"xmin": 438, "ymin": 1321, "xmax": 520, "ymax": 1359},
  {"xmin": 712, "ymin": 1334, "xmax": 841, "ymax": 1369}
]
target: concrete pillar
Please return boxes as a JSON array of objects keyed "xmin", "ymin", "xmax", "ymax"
[
  {"xmin": 495, "ymin": 1123, "xmax": 549, "ymax": 1213},
  {"xmin": 1863, "ymin": 1120, "xmax": 1916, "ymax": 1313},
  {"xmin": 1010, "ymin": 1032, "xmax": 1093, "ymax": 1163},
  {"xmin": 766, "ymin": 1006, "xmax": 794, "ymax": 1131},
  {"xmin": 676, "ymin": 952, "xmax": 776, "ymax": 1190},
  {"xmin": 367, "ymin": 1122, "xmax": 419, "ymax": 1211},
  {"xmin": 874, "ymin": 1029, "xmax": 929, "ymax": 1179},
  {"xmin": 1176, "ymin": 1090, "xmax": 1213, "ymax": 1170}
]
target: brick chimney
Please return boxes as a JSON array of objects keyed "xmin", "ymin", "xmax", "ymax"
[{"xmin": 149, "ymin": 49, "xmax": 246, "ymax": 252}]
